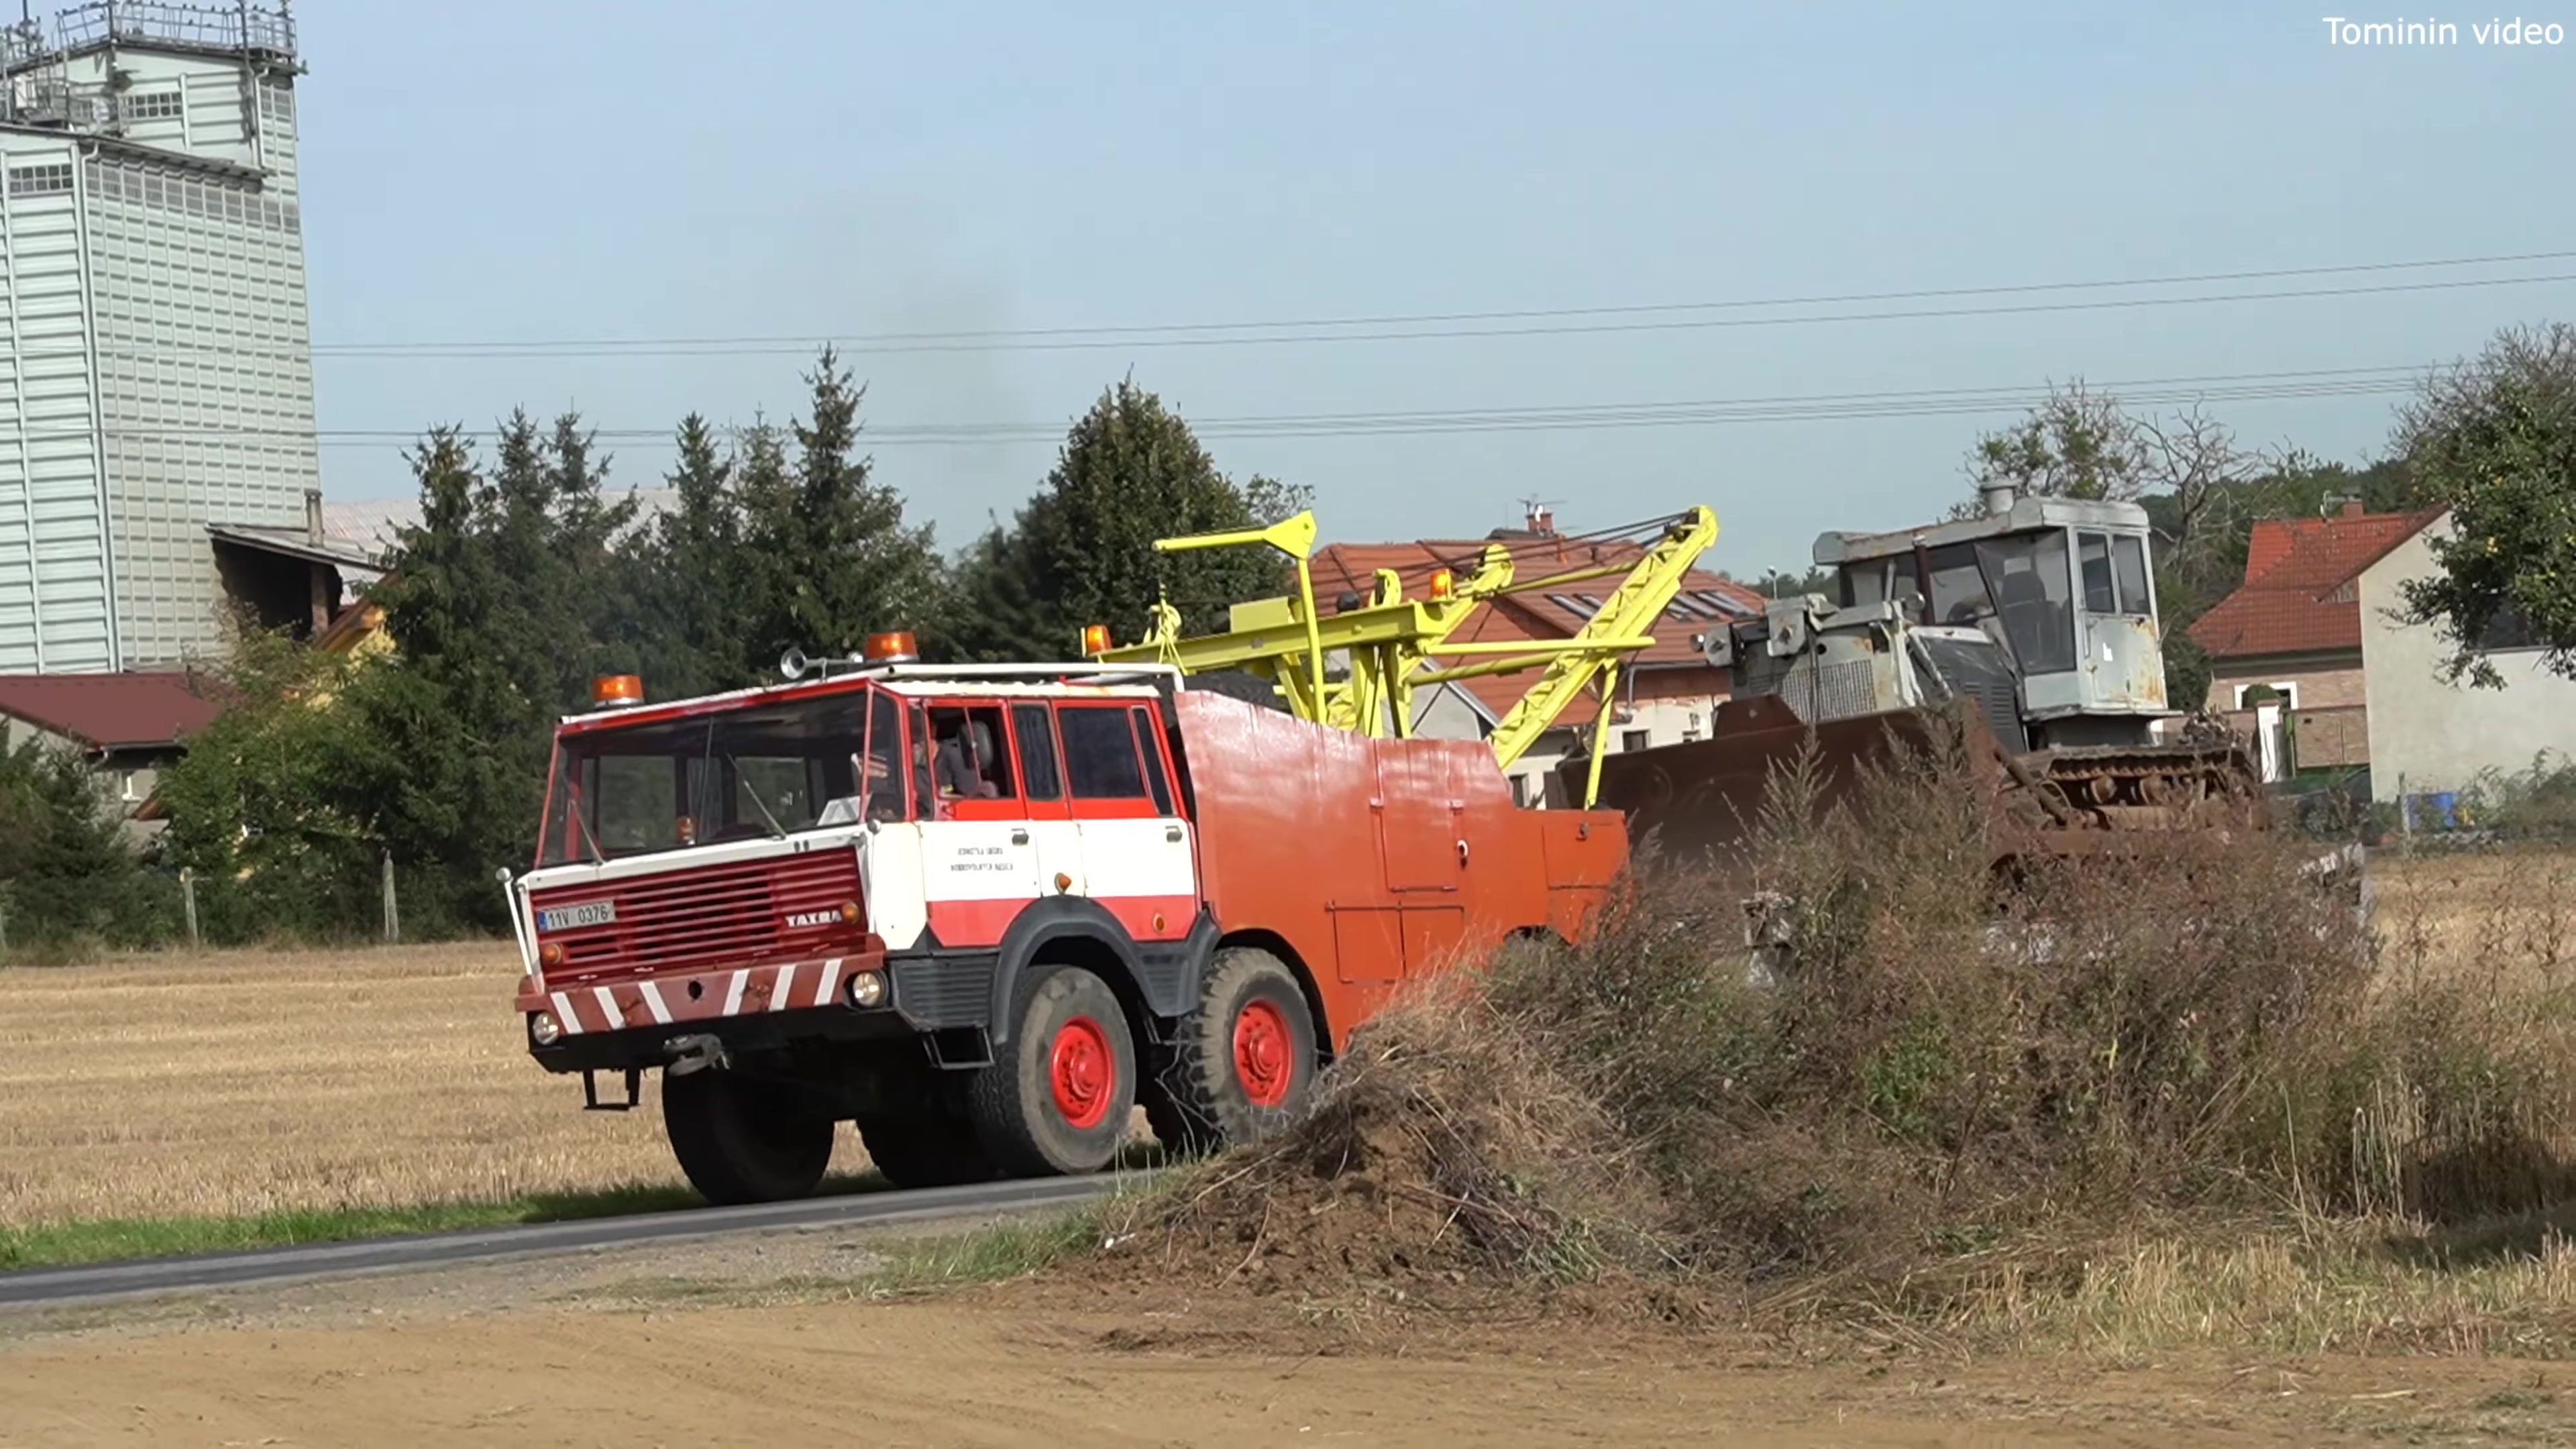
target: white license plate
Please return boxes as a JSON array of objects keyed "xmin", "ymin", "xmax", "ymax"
[{"xmin": 537, "ymin": 900, "xmax": 617, "ymax": 932}]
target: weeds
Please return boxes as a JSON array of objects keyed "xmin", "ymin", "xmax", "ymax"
[{"xmin": 1100, "ymin": 720, "xmax": 2576, "ymax": 1348}]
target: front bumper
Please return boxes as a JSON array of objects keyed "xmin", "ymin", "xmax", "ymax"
[{"xmin": 519, "ymin": 950, "xmax": 898, "ymax": 1073}]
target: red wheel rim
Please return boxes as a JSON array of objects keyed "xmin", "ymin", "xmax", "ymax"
[
  {"xmin": 1049, "ymin": 1015, "xmax": 1116, "ymax": 1130},
  {"xmin": 1232, "ymin": 1000, "xmax": 1294, "ymax": 1109}
]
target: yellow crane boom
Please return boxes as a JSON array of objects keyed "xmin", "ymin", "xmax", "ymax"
[{"xmin": 1083, "ymin": 505, "xmax": 1719, "ymax": 806}]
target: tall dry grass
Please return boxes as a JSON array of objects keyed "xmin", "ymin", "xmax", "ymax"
[{"xmin": 1104, "ymin": 723, "xmax": 2576, "ymax": 1352}]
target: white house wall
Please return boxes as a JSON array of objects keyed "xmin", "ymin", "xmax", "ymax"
[{"xmin": 2359, "ymin": 517, "xmax": 2576, "ymax": 799}]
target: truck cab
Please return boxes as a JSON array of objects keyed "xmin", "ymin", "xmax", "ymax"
[{"xmin": 1709, "ymin": 493, "xmax": 2174, "ymax": 752}]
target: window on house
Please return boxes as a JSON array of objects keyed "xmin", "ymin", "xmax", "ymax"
[
  {"xmin": 2481, "ymin": 605, "xmax": 2542, "ymax": 652},
  {"xmin": 1622, "ymin": 729, "xmax": 1651, "ymax": 753},
  {"xmin": 2233, "ymin": 682, "xmax": 2300, "ymax": 711},
  {"xmin": 124, "ymin": 91, "xmax": 182, "ymax": 122}
]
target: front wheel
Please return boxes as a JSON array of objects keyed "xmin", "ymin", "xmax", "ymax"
[
  {"xmin": 857, "ymin": 1112, "xmax": 999, "ymax": 1189},
  {"xmin": 1146, "ymin": 947, "xmax": 1319, "ymax": 1157},
  {"xmin": 966, "ymin": 963, "xmax": 1137, "ymax": 1177},
  {"xmin": 662, "ymin": 1067, "xmax": 835, "ymax": 1205}
]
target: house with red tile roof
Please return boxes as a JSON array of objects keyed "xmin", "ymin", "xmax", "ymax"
[
  {"xmin": 0, "ymin": 669, "xmax": 231, "ymax": 837},
  {"xmin": 2188, "ymin": 502, "xmax": 2575, "ymax": 800},
  {"xmin": 1311, "ymin": 506, "xmax": 1766, "ymax": 806}
]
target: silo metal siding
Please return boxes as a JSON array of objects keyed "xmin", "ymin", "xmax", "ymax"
[
  {"xmin": 0, "ymin": 43, "xmax": 317, "ymax": 673},
  {"xmin": 0, "ymin": 136, "xmax": 114, "ymax": 673}
]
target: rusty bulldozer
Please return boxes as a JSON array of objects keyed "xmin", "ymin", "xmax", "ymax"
[{"xmin": 1575, "ymin": 484, "xmax": 2271, "ymax": 873}]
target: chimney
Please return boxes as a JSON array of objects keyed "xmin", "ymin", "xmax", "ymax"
[
  {"xmin": 1525, "ymin": 502, "xmax": 1555, "ymax": 536},
  {"xmin": 2339, "ymin": 498, "xmax": 2365, "ymax": 519},
  {"xmin": 304, "ymin": 488, "xmax": 324, "ymax": 546}
]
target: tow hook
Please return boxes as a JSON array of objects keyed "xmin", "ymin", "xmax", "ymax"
[{"xmin": 665, "ymin": 1032, "xmax": 731, "ymax": 1076}]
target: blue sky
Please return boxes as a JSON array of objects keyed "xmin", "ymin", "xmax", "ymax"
[{"xmin": 294, "ymin": 2, "xmax": 2576, "ymax": 576}]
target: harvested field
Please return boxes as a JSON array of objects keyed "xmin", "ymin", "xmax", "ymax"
[
  {"xmin": 2375, "ymin": 847, "xmax": 2576, "ymax": 991},
  {"xmin": 0, "ymin": 942, "xmax": 698, "ymax": 1226}
]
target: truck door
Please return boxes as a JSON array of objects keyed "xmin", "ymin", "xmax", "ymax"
[
  {"xmin": 1008, "ymin": 701, "xmax": 1086, "ymax": 901},
  {"xmin": 915, "ymin": 700, "xmax": 1042, "ymax": 949},
  {"xmin": 1057, "ymin": 701, "xmax": 1195, "ymax": 943}
]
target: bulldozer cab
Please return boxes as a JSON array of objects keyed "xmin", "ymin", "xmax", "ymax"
[{"xmin": 1805, "ymin": 496, "xmax": 2171, "ymax": 749}]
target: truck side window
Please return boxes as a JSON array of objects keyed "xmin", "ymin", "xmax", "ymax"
[
  {"xmin": 1012, "ymin": 703, "xmax": 1063, "ymax": 802},
  {"xmin": 2078, "ymin": 532, "xmax": 2117, "ymax": 614},
  {"xmin": 861, "ymin": 690, "xmax": 908, "ymax": 822},
  {"xmin": 1130, "ymin": 706, "xmax": 1175, "ymax": 816},
  {"xmin": 2110, "ymin": 535, "xmax": 2151, "ymax": 615},
  {"xmin": 926, "ymin": 704, "xmax": 1015, "ymax": 800},
  {"xmin": 1060, "ymin": 706, "xmax": 1146, "ymax": 799}
]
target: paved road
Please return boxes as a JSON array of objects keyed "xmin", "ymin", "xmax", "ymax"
[{"xmin": 0, "ymin": 1174, "xmax": 1132, "ymax": 1309}]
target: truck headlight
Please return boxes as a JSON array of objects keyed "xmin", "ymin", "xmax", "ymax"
[
  {"xmin": 529, "ymin": 1010, "xmax": 564, "ymax": 1046},
  {"xmin": 846, "ymin": 970, "xmax": 887, "ymax": 1009}
]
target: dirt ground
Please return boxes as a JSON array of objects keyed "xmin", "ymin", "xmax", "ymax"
[{"xmin": 2, "ymin": 1224, "xmax": 2573, "ymax": 1448}]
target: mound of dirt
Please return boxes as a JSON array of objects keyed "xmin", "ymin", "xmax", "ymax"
[{"xmin": 1091, "ymin": 994, "xmax": 1668, "ymax": 1308}]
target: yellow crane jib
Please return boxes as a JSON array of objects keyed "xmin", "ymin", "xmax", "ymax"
[
  {"xmin": 1082, "ymin": 504, "xmax": 1718, "ymax": 808},
  {"xmin": 1432, "ymin": 505, "xmax": 1719, "ymax": 808},
  {"xmin": 1085, "ymin": 512, "xmax": 1508, "ymax": 739}
]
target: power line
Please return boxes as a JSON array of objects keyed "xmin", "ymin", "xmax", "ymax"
[
  {"xmin": 30, "ymin": 360, "xmax": 2440, "ymax": 449},
  {"xmin": 14, "ymin": 252, "xmax": 2565, "ymax": 369},
  {"xmin": 286, "ymin": 248, "xmax": 2576, "ymax": 358}
]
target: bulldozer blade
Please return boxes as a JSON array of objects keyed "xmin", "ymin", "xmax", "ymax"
[{"xmin": 1576, "ymin": 696, "xmax": 2010, "ymax": 873}]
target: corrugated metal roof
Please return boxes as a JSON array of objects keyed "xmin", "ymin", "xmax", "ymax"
[{"xmin": 0, "ymin": 669, "xmax": 229, "ymax": 749}]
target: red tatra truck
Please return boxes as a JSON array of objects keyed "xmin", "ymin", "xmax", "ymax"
[{"xmin": 507, "ymin": 634, "xmax": 1627, "ymax": 1204}]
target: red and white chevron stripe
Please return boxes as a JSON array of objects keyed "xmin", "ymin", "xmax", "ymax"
[{"xmin": 522, "ymin": 955, "xmax": 873, "ymax": 1036}]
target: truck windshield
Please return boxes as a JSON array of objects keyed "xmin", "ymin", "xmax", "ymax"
[
  {"xmin": 1975, "ymin": 531, "xmax": 2077, "ymax": 675},
  {"xmin": 537, "ymin": 687, "xmax": 902, "ymax": 865}
]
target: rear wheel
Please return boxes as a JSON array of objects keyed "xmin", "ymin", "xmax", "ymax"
[
  {"xmin": 967, "ymin": 964, "xmax": 1137, "ymax": 1177},
  {"xmin": 1146, "ymin": 947, "xmax": 1318, "ymax": 1156},
  {"xmin": 856, "ymin": 1113, "xmax": 998, "ymax": 1189},
  {"xmin": 662, "ymin": 1068, "xmax": 835, "ymax": 1205}
]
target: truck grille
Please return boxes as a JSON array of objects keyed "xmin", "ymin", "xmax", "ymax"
[{"xmin": 530, "ymin": 849, "xmax": 865, "ymax": 985}]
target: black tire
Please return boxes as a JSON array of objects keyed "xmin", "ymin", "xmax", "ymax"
[
  {"xmin": 966, "ymin": 963, "xmax": 1137, "ymax": 1177},
  {"xmin": 661, "ymin": 1067, "xmax": 835, "ymax": 1206},
  {"xmin": 856, "ymin": 1113, "xmax": 1000, "ymax": 1189},
  {"xmin": 1145, "ymin": 947, "xmax": 1318, "ymax": 1157}
]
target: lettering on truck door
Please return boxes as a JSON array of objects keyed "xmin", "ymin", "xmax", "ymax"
[
  {"xmin": 1057, "ymin": 702, "xmax": 1195, "ymax": 942},
  {"xmin": 915, "ymin": 701, "xmax": 1041, "ymax": 947}
]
